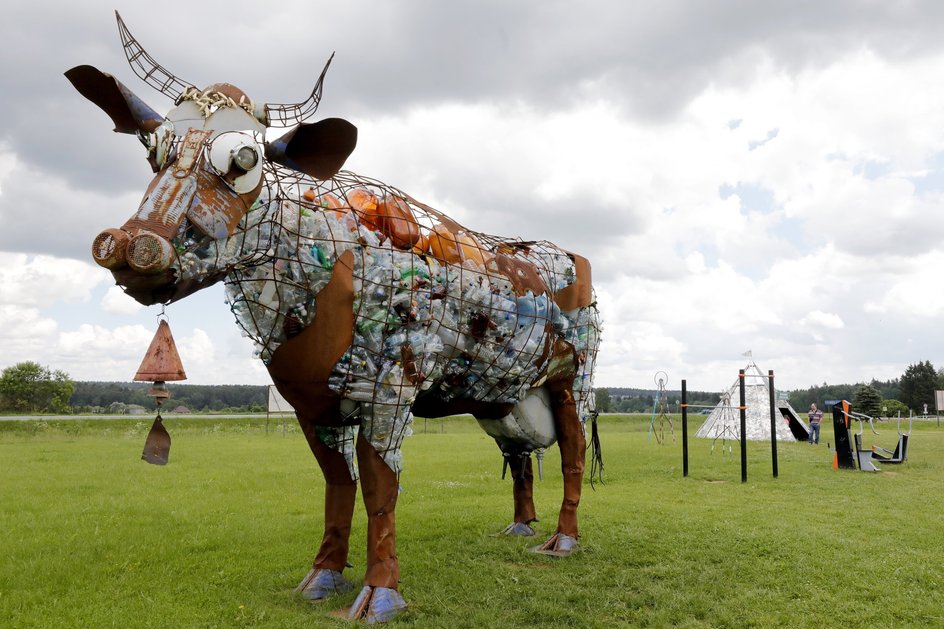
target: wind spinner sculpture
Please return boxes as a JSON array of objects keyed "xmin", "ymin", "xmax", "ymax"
[
  {"xmin": 68, "ymin": 12, "xmax": 602, "ymax": 622},
  {"xmin": 648, "ymin": 370, "xmax": 674, "ymax": 444}
]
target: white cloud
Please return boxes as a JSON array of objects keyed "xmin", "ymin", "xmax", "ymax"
[
  {"xmin": 0, "ymin": 147, "xmax": 149, "ymax": 261},
  {"xmin": 798, "ymin": 310, "xmax": 845, "ymax": 342},
  {"xmin": 101, "ymin": 285, "xmax": 144, "ymax": 315},
  {"xmin": 799, "ymin": 311, "xmax": 845, "ymax": 330},
  {"xmin": 173, "ymin": 327, "xmax": 270, "ymax": 385},
  {"xmin": 0, "ymin": 304, "xmax": 59, "ymax": 361},
  {"xmin": 0, "ymin": 253, "xmax": 105, "ymax": 307},
  {"xmin": 864, "ymin": 250, "xmax": 944, "ymax": 316}
]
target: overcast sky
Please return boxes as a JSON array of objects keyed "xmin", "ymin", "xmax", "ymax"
[{"xmin": 2, "ymin": 0, "xmax": 944, "ymax": 393}]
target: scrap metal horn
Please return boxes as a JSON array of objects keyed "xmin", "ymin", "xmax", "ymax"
[
  {"xmin": 116, "ymin": 11, "xmax": 333, "ymax": 128},
  {"xmin": 116, "ymin": 11, "xmax": 196, "ymax": 103},
  {"xmin": 263, "ymin": 53, "xmax": 335, "ymax": 127}
]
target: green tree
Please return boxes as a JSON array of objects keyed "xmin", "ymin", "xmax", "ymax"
[
  {"xmin": 880, "ymin": 399, "xmax": 909, "ymax": 417},
  {"xmin": 0, "ymin": 362, "xmax": 75, "ymax": 414},
  {"xmin": 899, "ymin": 361, "xmax": 938, "ymax": 413},
  {"xmin": 594, "ymin": 388, "xmax": 612, "ymax": 413},
  {"xmin": 852, "ymin": 384, "xmax": 882, "ymax": 418}
]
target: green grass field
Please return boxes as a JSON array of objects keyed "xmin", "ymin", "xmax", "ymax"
[{"xmin": 2, "ymin": 414, "xmax": 942, "ymax": 628}]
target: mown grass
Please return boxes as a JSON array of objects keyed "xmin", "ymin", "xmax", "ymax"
[{"xmin": 1, "ymin": 414, "xmax": 942, "ymax": 628}]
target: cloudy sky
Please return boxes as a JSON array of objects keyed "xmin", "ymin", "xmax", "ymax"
[{"xmin": 2, "ymin": 0, "xmax": 944, "ymax": 392}]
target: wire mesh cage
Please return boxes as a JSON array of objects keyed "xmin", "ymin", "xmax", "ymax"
[{"xmin": 172, "ymin": 161, "xmax": 601, "ymax": 473}]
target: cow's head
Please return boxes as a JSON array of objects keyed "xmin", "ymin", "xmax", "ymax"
[{"xmin": 67, "ymin": 12, "xmax": 357, "ymax": 305}]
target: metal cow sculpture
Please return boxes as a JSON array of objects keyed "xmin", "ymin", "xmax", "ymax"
[{"xmin": 67, "ymin": 13, "xmax": 602, "ymax": 623}]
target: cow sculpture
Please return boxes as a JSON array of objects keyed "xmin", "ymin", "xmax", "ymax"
[{"xmin": 68, "ymin": 13, "xmax": 602, "ymax": 623}]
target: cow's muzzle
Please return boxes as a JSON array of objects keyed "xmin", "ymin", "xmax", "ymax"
[{"xmin": 92, "ymin": 228, "xmax": 175, "ymax": 273}]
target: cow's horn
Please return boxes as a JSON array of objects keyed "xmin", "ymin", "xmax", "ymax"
[
  {"xmin": 263, "ymin": 53, "xmax": 335, "ymax": 127},
  {"xmin": 116, "ymin": 11, "xmax": 196, "ymax": 102}
]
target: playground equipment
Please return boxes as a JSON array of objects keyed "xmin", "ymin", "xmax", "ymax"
[
  {"xmin": 707, "ymin": 392, "xmax": 738, "ymax": 455},
  {"xmin": 681, "ymin": 366, "xmax": 784, "ymax": 482},
  {"xmin": 870, "ymin": 413, "xmax": 911, "ymax": 465},
  {"xmin": 831, "ymin": 400, "xmax": 880, "ymax": 472},
  {"xmin": 696, "ymin": 360, "xmax": 807, "ymax": 442}
]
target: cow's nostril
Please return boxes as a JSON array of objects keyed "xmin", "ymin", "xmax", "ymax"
[
  {"xmin": 91, "ymin": 228, "xmax": 130, "ymax": 269},
  {"xmin": 127, "ymin": 232, "xmax": 175, "ymax": 273}
]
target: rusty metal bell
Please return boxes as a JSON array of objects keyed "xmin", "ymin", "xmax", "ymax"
[
  {"xmin": 135, "ymin": 318, "xmax": 187, "ymax": 466},
  {"xmin": 134, "ymin": 319, "xmax": 187, "ymax": 385}
]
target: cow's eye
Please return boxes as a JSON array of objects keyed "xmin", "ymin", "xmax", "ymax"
[
  {"xmin": 207, "ymin": 132, "xmax": 263, "ymax": 193},
  {"xmin": 208, "ymin": 132, "xmax": 257, "ymax": 175},
  {"xmin": 233, "ymin": 146, "xmax": 258, "ymax": 171}
]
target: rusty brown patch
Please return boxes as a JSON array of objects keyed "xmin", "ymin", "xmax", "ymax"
[
  {"xmin": 267, "ymin": 250, "xmax": 355, "ymax": 418},
  {"xmin": 554, "ymin": 253, "xmax": 594, "ymax": 310},
  {"xmin": 492, "ymin": 253, "xmax": 549, "ymax": 296}
]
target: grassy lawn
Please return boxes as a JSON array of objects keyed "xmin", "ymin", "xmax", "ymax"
[{"xmin": 1, "ymin": 414, "xmax": 942, "ymax": 627}]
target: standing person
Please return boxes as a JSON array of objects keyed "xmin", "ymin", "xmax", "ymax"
[{"xmin": 808, "ymin": 403, "xmax": 823, "ymax": 444}]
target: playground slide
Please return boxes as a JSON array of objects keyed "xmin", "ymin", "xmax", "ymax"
[{"xmin": 779, "ymin": 407, "xmax": 810, "ymax": 441}]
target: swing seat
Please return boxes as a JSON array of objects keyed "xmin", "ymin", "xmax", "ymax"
[
  {"xmin": 854, "ymin": 433, "xmax": 880, "ymax": 472},
  {"xmin": 871, "ymin": 434, "xmax": 909, "ymax": 464}
]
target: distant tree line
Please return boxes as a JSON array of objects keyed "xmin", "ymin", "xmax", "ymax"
[
  {"xmin": 595, "ymin": 360, "xmax": 944, "ymax": 418},
  {"xmin": 789, "ymin": 361, "xmax": 944, "ymax": 417},
  {"xmin": 4, "ymin": 358, "xmax": 944, "ymax": 417},
  {"xmin": 0, "ymin": 361, "xmax": 269, "ymax": 415},
  {"xmin": 69, "ymin": 381, "xmax": 267, "ymax": 413},
  {"xmin": 595, "ymin": 388, "xmax": 720, "ymax": 413}
]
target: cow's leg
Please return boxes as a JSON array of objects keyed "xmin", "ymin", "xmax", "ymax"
[
  {"xmin": 533, "ymin": 384, "xmax": 585, "ymax": 556},
  {"xmin": 346, "ymin": 432, "xmax": 407, "ymax": 622},
  {"xmin": 295, "ymin": 430, "xmax": 358, "ymax": 601},
  {"xmin": 502, "ymin": 446, "xmax": 537, "ymax": 536}
]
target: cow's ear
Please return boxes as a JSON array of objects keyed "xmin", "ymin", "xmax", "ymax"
[
  {"xmin": 265, "ymin": 118, "xmax": 357, "ymax": 180},
  {"xmin": 65, "ymin": 65, "xmax": 164, "ymax": 134}
]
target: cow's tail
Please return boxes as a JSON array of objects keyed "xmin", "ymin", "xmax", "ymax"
[{"xmin": 588, "ymin": 409, "xmax": 604, "ymax": 489}]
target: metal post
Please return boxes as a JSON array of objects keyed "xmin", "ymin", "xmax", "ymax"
[
  {"xmin": 739, "ymin": 369, "xmax": 747, "ymax": 483},
  {"xmin": 681, "ymin": 379, "xmax": 689, "ymax": 477},
  {"xmin": 768, "ymin": 369, "xmax": 778, "ymax": 478}
]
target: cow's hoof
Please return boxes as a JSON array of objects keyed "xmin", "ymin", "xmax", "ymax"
[
  {"xmin": 502, "ymin": 522, "xmax": 536, "ymax": 536},
  {"xmin": 295, "ymin": 568, "xmax": 354, "ymax": 601},
  {"xmin": 530, "ymin": 532, "xmax": 578, "ymax": 557},
  {"xmin": 346, "ymin": 586, "xmax": 407, "ymax": 623}
]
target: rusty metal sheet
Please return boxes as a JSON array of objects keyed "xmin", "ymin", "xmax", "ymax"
[
  {"xmin": 492, "ymin": 253, "xmax": 550, "ymax": 297},
  {"xmin": 122, "ymin": 169, "xmax": 195, "ymax": 239},
  {"xmin": 176, "ymin": 128, "xmax": 211, "ymax": 173},
  {"xmin": 187, "ymin": 168, "xmax": 256, "ymax": 239},
  {"xmin": 141, "ymin": 415, "xmax": 171, "ymax": 465},
  {"xmin": 553, "ymin": 253, "xmax": 593, "ymax": 310}
]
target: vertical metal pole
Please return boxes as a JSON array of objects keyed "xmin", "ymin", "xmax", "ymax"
[
  {"xmin": 769, "ymin": 369, "xmax": 778, "ymax": 478},
  {"xmin": 739, "ymin": 369, "xmax": 747, "ymax": 483},
  {"xmin": 681, "ymin": 379, "xmax": 689, "ymax": 477}
]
